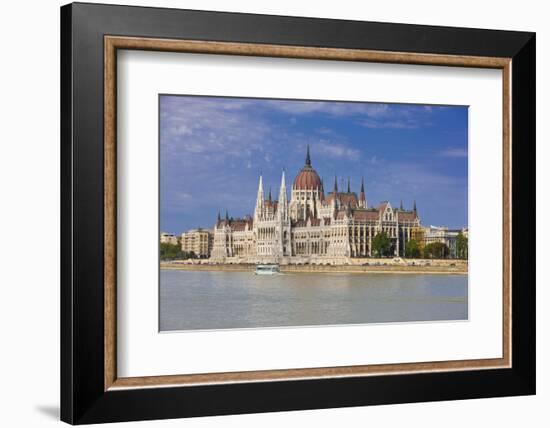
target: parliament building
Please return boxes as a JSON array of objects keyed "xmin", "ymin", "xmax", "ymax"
[{"xmin": 211, "ymin": 147, "xmax": 421, "ymax": 264}]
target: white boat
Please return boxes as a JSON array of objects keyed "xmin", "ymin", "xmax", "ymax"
[{"xmin": 254, "ymin": 264, "xmax": 280, "ymax": 275}]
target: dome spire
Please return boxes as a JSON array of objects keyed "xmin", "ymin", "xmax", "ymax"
[
  {"xmin": 305, "ymin": 144, "xmax": 311, "ymax": 167},
  {"xmin": 333, "ymin": 175, "xmax": 338, "ymax": 193},
  {"xmin": 347, "ymin": 177, "xmax": 351, "ymax": 193},
  {"xmin": 292, "ymin": 146, "xmax": 321, "ymax": 190}
]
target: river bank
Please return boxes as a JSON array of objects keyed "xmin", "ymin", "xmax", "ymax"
[{"xmin": 160, "ymin": 261, "xmax": 468, "ymax": 275}]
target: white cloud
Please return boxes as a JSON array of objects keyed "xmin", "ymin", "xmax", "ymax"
[
  {"xmin": 264, "ymin": 100, "xmax": 393, "ymax": 119},
  {"xmin": 316, "ymin": 140, "xmax": 360, "ymax": 161},
  {"xmin": 357, "ymin": 104, "xmax": 437, "ymax": 129},
  {"xmin": 161, "ymin": 97, "xmax": 271, "ymax": 159},
  {"xmin": 360, "ymin": 118, "xmax": 419, "ymax": 129},
  {"xmin": 439, "ymin": 147, "xmax": 468, "ymax": 158},
  {"xmin": 172, "ymin": 124, "xmax": 193, "ymax": 136}
]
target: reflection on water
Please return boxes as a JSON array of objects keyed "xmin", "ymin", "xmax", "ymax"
[{"xmin": 159, "ymin": 270, "xmax": 468, "ymax": 331}]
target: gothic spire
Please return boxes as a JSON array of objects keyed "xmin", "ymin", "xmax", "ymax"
[
  {"xmin": 255, "ymin": 174, "xmax": 264, "ymax": 208},
  {"xmin": 257, "ymin": 174, "xmax": 264, "ymax": 197},
  {"xmin": 400, "ymin": 200, "xmax": 404, "ymax": 210},
  {"xmin": 217, "ymin": 211, "xmax": 221, "ymax": 222},
  {"xmin": 305, "ymin": 144, "xmax": 311, "ymax": 167},
  {"xmin": 333, "ymin": 175, "xmax": 338, "ymax": 193},
  {"xmin": 347, "ymin": 177, "xmax": 351, "ymax": 193},
  {"xmin": 225, "ymin": 209, "xmax": 229, "ymax": 221},
  {"xmin": 413, "ymin": 200, "xmax": 417, "ymax": 213},
  {"xmin": 359, "ymin": 177, "xmax": 366, "ymax": 207},
  {"xmin": 268, "ymin": 186, "xmax": 272, "ymax": 203},
  {"xmin": 278, "ymin": 170, "xmax": 287, "ymax": 197},
  {"xmin": 277, "ymin": 169, "xmax": 288, "ymax": 221}
]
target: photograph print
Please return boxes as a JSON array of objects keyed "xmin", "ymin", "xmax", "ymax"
[{"xmin": 159, "ymin": 95, "xmax": 469, "ymax": 332}]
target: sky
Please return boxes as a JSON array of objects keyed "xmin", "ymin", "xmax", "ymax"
[{"xmin": 160, "ymin": 95, "xmax": 468, "ymax": 234}]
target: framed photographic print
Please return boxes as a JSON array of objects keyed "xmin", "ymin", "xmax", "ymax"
[{"xmin": 60, "ymin": 2, "xmax": 535, "ymax": 424}]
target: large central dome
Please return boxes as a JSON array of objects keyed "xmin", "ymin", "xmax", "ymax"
[{"xmin": 293, "ymin": 145, "xmax": 321, "ymax": 190}]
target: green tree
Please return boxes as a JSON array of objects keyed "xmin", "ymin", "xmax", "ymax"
[
  {"xmin": 423, "ymin": 242, "xmax": 449, "ymax": 259},
  {"xmin": 456, "ymin": 231, "xmax": 468, "ymax": 259},
  {"xmin": 160, "ymin": 242, "xmax": 184, "ymax": 260},
  {"xmin": 372, "ymin": 232, "xmax": 391, "ymax": 257},
  {"xmin": 404, "ymin": 239, "xmax": 421, "ymax": 258}
]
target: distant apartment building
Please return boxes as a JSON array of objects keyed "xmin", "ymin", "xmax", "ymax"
[
  {"xmin": 423, "ymin": 226, "xmax": 468, "ymax": 258},
  {"xmin": 181, "ymin": 229, "xmax": 213, "ymax": 258},
  {"xmin": 160, "ymin": 232, "xmax": 179, "ymax": 246}
]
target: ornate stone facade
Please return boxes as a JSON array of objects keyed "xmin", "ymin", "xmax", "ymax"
[{"xmin": 211, "ymin": 147, "xmax": 421, "ymax": 264}]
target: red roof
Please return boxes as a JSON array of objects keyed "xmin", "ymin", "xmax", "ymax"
[
  {"xmin": 217, "ymin": 217, "xmax": 253, "ymax": 230},
  {"xmin": 293, "ymin": 145, "xmax": 322, "ymax": 190},
  {"xmin": 352, "ymin": 210, "xmax": 380, "ymax": 221},
  {"xmin": 335, "ymin": 210, "xmax": 347, "ymax": 220},
  {"xmin": 341, "ymin": 193, "xmax": 358, "ymax": 207},
  {"xmin": 378, "ymin": 201, "xmax": 389, "ymax": 213},
  {"xmin": 398, "ymin": 211, "xmax": 417, "ymax": 221},
  {"xmin": 325, "ymin": 192, "xmax": 359, "ymax": 207},
  {"xmin": 293, "ymin": 166, "xmax": 321, "ymax": 190}
]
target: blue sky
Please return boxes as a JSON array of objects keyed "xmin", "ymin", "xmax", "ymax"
[{"xmin": 160, "ymin": 95, "xmax": 468, "ymax": 233}]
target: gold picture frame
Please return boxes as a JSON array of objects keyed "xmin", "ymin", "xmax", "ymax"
[{"xmin": 103, "ymin": 36, "xmax": 512, "ymax": 391}]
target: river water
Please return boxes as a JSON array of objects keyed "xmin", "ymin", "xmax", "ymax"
[{"xmin": 160, "ymin": 269, "xmax": 468, "ymax": 331}]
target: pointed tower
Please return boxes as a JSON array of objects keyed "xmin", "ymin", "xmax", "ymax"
[
  {"xmin": 312, "ymin": 191, "xmax": 318, "ymax": 219},
  {"xmin": 400, "ymin": 200, "xmax": 404, "ymax": 211},
  {"xmin": 347, "ymin": 178, "xmax": 351, "ymax": 193},
  {"xmin": 268, "ymin": 186, "xmax": 272, "ymax": 203},
  {"xmin": 359, "ymin": 177, "xmax": 367, "ymax": 208},
  {"xmin": 254, "ymin": 174, "xmax": 264, "ymax": 222},
  {"xmin": 305, "ymin": 144, "xmax": 311, "ymax": 167},
  {"xmin": 331, "ymin": 175, "xmax": 339, "ymax": 211},
  {"xmin": 319, "ymin": 178, "xmax": 325, "ymax": 201},
  {"xmin": 413, "ymin": 200, "xmax": 417, "ymax": 215},
  {"xmin": 277, "ymin": 170, "xmax": 289, "ymax": 221},
  {"xmin": 276, "ymin": 170, "xmax": 291, "ymax": 257}
]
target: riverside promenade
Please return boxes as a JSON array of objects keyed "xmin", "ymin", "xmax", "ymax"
[{"xmin": 161, "ymin": 258, "xmax": 467, "ymax": 275}]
